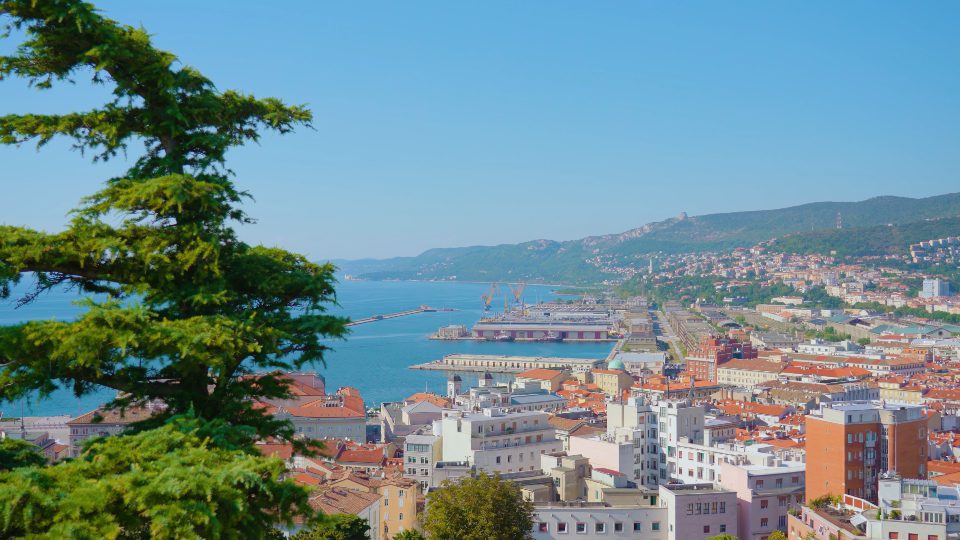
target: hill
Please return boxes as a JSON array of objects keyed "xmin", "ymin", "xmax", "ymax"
[
  {"xmin": 771, "ymin": 216, "xmax": 960, "ymax": 257},
  {"xmin": 335, "ymin": 193, "xmax": 960, "ymax": 284}
]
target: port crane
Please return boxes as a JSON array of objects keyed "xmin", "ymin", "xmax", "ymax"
[
  {"xmin": 481, "ymin": 283, "xmax": 499, "ymax": 311},
  {"xmin": 508, "ymin": 282, "xmax": 527, "ymax": 314}
]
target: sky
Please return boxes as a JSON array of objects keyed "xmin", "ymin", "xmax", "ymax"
[{"xmin": 2, "ymin": 1, "xmax": 959, "ymax": 260}]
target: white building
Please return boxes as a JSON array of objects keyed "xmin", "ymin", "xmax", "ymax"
[
  {"xmin": 531, "ymin": 503, "xmax": 667, "ymax": 539},
  {"xmin": 921, "ymin": 278, "xmax": 951, "ymax": 299},
  {"xmin": 439, "ymin": 408, "xmax": 561, "ymax": 474}
]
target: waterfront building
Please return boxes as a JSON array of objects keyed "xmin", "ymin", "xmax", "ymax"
[
  {"xmin": 402, "ymin": 433, "xmax": 440, "ymax": 491},
  {"xmin": 805, "ymin": 401, "xmax": 928, "ymax": 503},
  {"xmin": 425, "ymin": 354, "xmax": 603, "ymax": 374},
  {"xmin": 438, "ymin": 408, "xmax": 561, "ymax": 474},
  {"xmin": 472, "ymin": 319, "xmax": 612, "ymax": 341}
]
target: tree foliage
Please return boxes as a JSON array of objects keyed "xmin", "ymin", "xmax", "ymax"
[
  {"xmin": 392, "ymin": 530, "xmax": 427, "ymax": 540},
  {"xmin": 0, "ymin": 437, "xmax": 46, "ymax": 470},
  {"xmin": 0, "ymin": 0, "xmax": 347, "ymax": 447},
  {"xmin": 768, "ymin": 531, "xmax": 787, "ymax": 540},
  {"xmin": 421, "ymin": 473, "xmax": 534, "ymax": 540},
  {"xmin": 0, "ymin": 416, "xmax": 312, "ymax": 539},
  {"xmin": 290, "ymin": 514, "xmax": 370, "ymax": 540}
]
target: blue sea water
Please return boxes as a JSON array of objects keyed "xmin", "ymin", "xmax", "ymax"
[{"xmin": 0, "ymin": 279, "xmax": 612, "ymax": 417}]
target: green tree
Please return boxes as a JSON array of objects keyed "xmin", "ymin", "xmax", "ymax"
[
  {"xmin": 0, "ymin": 437, "xmax": 46, "ymax": 470},
  {"xmin": 768, "ymin": 531, "xmax": 787, "ymax": 540},
  {"xmin": 421, "ymin": 473, "xmax": 534, "ymax": 540},
  {"xmin": 707, "ymin": 535, "xmax": 738, "ymax": 540},
  {"xmin": 392, "ymin": 530, "xmax": 427, "ymax": 540},
  {"xmin": 0, "ymin": 416, "xmax": 311, "ymax": 539},
  {"xmin": 291, "ymin": 514, "xmax": 370, "ymax": 540},
  {"xmin": 0, "ymin": 0, "xmax": 346, "ymax": 447}
]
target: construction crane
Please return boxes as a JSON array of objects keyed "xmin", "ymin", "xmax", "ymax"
[{"xmin": 481, "ymin": 283, "xmax": 498, "ymax": 311}]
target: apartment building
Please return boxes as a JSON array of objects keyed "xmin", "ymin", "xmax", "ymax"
[
  {"xmin": 531, "ymin": 503, "xmax": 667, "ymax": 540},
  {"xmin": 806, "ymin": 401, "xmax": 928, "ymax": 503},
  {"xmin": 720, "ymin": 460, "xmax": 805, "ymax": 540},
  {"xmin": 717, "ymin": 358, "xmax": 784, "ymax": 387},
  {"xmin": 658, "ymin": 483, "xmax": 738, "ymax": 540},
  {"xmin": 439, "ymin": 408, "xmax": 561, "ymax": 474}
]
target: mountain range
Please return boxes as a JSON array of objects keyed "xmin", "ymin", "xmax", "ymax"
[{"xmin": 334, "ymin": 193, "xmax": 960, "ymax": 284}]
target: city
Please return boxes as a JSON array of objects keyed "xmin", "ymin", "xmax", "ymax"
[{"xmin": 2, "ymin": 1, "xmax": 960, "ymax": 540}]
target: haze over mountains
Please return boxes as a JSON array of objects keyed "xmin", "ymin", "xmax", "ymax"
[{"xmin": 335, "ymin": 193, "xmax": 960, "ymax": 284}]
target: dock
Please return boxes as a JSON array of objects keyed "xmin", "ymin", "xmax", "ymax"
[{"xmin": 346, "ymin": 305, "xmax": 453, "ymax": 327}]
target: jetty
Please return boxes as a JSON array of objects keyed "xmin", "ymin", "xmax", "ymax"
[{"xmin": 346, "ymin": 305, "xmax": 454, "ymax": 327}]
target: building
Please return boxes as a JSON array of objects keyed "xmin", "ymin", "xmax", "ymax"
[
  {"xmin": 751, "ymin": 331, "xmax": 800, "ymax": 350},
  {"xmin": 805, "ymin": 401, "xmax": 928, "ymax": 503},
  {"xmin": 921, "ymin": 278, "xmax": 951, "ymax": 299},
  {"xmin": 658, "ymin": 483, "xmax": 738, "ymax": 540},
  {"xmin": 439, "ymin": 408, "xmax": 561, "ymax": 474},
  {"xmin": 860, "ymin": 475, "xmax": 960, "ymax": 539},
  {"xmin": 716, "ymin": 358, "xmax": 784, "ymax": 387},
  {"xmin": 531, "ymin": 502, "xmax": 667, "ymax": 539},
  {"xmin": 515, "ymin": 369, "xmax": 568, "ymax": 393},
  {"xmin": 403, "ymin": 433, "xmax": 441, "ymax": 491},
  {"xmin": 303, "ymin": 486, "xmax": 382, "ymax": 540},
  {"xmin": 591, "ymin": 366, "xmax": 635, "ymax": 396},
  {"xmin": 435, "ymin": 324, "xmax": 468, "ymax": 339},
  {"xmin": 67, "ymin": 403, "xmax": 161, "ymax": 457},
  {"xmin": 271, "ymin": 386, "xmax": 366, "ymax": 442},
  {"xmin": 719, "ymin": 460, "xmax": 805, "ymax": 540}
]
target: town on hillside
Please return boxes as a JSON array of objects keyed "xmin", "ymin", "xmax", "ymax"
[{"xmin": 9, "ymin": 283, "xmax": 960, "ymax": 539}]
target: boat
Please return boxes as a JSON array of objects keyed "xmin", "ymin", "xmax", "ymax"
[
  {"xmin": 490, "ymin": 331, "xmax": 515, "ymax": 342},
  {"xmin": 533, "ymin": 331, "xmax": 563, "ymax": 342}
]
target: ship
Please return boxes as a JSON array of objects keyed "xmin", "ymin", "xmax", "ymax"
[
  {"xmin": 490, "ymin": 331, "xmax": 515, "ymax": 342},
  {"xmin": 533, "ymin": 331, "xmax": 563, "ymax": 342}
]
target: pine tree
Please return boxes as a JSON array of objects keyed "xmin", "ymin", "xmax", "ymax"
[{"xmin": 0, "ymin": 0, "xmax": 347, "ymax": 446}]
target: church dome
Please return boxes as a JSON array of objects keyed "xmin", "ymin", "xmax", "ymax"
[{"xmin": 608, "ymin": 358, "xmax": 626, "ymax": 371}]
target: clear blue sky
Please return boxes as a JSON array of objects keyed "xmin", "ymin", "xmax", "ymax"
[{"xmin": 2, "ymin": 1, "xmax": 958, "ymax": 260}]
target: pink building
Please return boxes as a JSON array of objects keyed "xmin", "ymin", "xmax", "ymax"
[
  {"xmin": 658, "ymin": 483, "xmax": 738, "ymax": 540},
  {"xmin": 720, "ymin": 460, "xmax": 805, "ymax": 540}
]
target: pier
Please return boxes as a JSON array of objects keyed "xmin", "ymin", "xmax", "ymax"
[{"xmin": 346, "ymin": 305, "xmax": 453, "ymax": 327}]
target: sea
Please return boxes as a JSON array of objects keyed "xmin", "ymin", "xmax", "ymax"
[{"xmin": 0, "ymin": 278, "xmax": 613, "ymax": 418}]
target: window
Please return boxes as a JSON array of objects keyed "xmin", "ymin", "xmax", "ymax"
[
  {"xmin": 576, "ymin": 522, "xmax": 586, "ymax": 533},
  {"xmin": 614, "ymin": 522, "xmax": 623, "ymax": 532},
  {"xmin": 761, "ymin": 518, "xmax": 768, "ymax": 528},
  {"xmin": 398, "ymin": 489, "xmax": 405, "ymax": 497},
  {"xmin": 496, "ymin": 456, "xmax": 501, "ymax": 464},
  {"xmin": 538, "ymin": 523, "xmax": 548, "ymax": 533},
  {"xmin": 887, "ymin": 533, "xmax": 898, "ymax": 539},
  {"xmin": 558, "ymin": 522, "xmax": 568, "ymax": 533},
  {"xmin": 651, "ymin": 522, "xmax": 660, "ymax": 531},
  {"xmin": 761, "ymin": 499, "xmax": 769, "ymax": 509},
  {"xmin": 756, "ymin": 479, "xmax": 764, "ymax": 488},
  {"xmin": 633, "ymin": 522, "xmax": 642, "ymax": 532},
  {"xmin": 596, "ymin": 523, "xmax": 606, "ymax": 533},
  {"xmin": 687, "ymin": 503, "xmax": 694, "ymax": 515},
  {"xmin": 720, "ymin": 524, "xmax": 727, "ymax": 532},
  {"xmin": 719, "ymin": 502, "xmax": 726, "ymax": 513},
  {"xmin": 703, "ymin": 525, "xmax": 711, "ymax": 534},
  {"xmin": 399, "ymin": 513, "xmax": 404, "ymax": 521},
  {"xmin": 908, "ymin": 535, "xmax": 918, "ymax": 540},
  {"xmin": 384, "ymin": 499, "xmax": 389, "ymax": 507}
]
